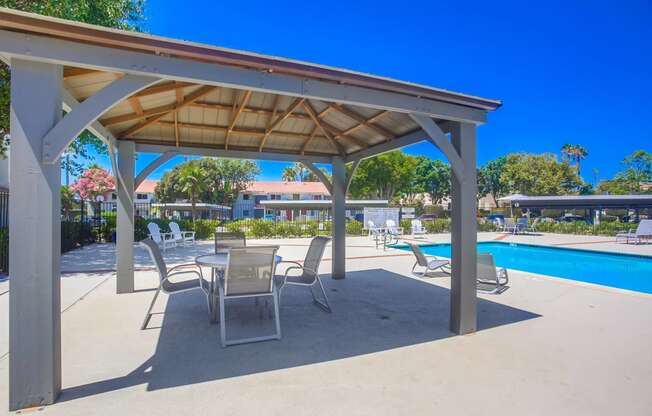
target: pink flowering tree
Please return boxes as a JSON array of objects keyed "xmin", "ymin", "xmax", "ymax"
[{"xmin": 71, "ymin": 167, "xmax": 115, "ymax": 200}]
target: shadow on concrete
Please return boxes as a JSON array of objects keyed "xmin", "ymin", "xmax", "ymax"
[{"xmin": 59, "ymin": 268, "xmax": 540, "ymax": 402}]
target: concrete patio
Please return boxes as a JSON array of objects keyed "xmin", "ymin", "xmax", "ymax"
[{"xmin": 1, "ymin": 233, "xmax": 651, "ymax": 415}]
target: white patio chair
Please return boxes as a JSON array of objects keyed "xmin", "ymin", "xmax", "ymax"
[
  {"xmin": 616, "ymin": 219, "xmax": 652, "ymax": 244},
  {"xmin": 139, "ymin": 238, "xmax": 210, "ymax": 330},
  {"xmin": 411, "ymin": 219, "xmax": 427, "ymax": 238},
  {"xmin": 385, "ymin": 219, "xmax": 403, "ymax": 244},
  {"xmin": 218, "ymin": 245, "xmax": 281, "ymax": 347},
  {"xmin": 147, "ymin": 222, "xmax": 176, "ymax": 252},
  {"xmin": 278, "ymin": 236, "xmax": 332, "ymax": 312},
  {"xmin": 502, "ymin": 218, "xmax": 518, "ymax": 234},
  {"xmin": 169, "ymin": 221, "xmax": 195, "ymax": 246},
  {"xmin": 516, "ymin": 217, "xmax": 529, "ymax": 234},
  {"xmin": 477, "ymin": 253, "xmax": 509, "ymax": 294},
  {"xmin": 407, "ymin": 243, "xmax": 450, "ymax": 277}
]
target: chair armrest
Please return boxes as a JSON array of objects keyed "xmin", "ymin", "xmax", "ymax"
[{"xmin": 167, "ymin": 263, "xmax": 203, "ymax": 275}]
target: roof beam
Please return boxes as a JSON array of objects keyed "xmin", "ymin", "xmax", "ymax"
[
  {"xmin": 344, "ymin": 129, "xmax": 426, "ymax": 163},
  {"xmin": 134, "ymin": 142, "xmax": 333, "ymax": 164},
  {"xmin": 63, "ymin": 67, "xmax": 103, "ymax": 79},
  {"xmin": 133, "ymin": 81, "xmax": 194, "ymax": 98},
  {"xmin": 0, "ymin": 29, "xmax": 487, "ymax": 123},
  {"xmin": 301, "ymin": 160, "xmax": 332, "ymax": 195},
  {"xmin": 410, "ymin": 114, "xmax": 464, "ymax": 180},
  {"xmin": 135, "ymin": 151, "xmax": 178, "ymax": 188},
  {"xmin": 154, "ymin": 120, "xmax": 325, "ymax": 142},
  {"xmin": 258, "ymin": 97, "xmax": 304, "ymax": 151},
  {"xmin": 225, "ymin": 90, "xmax": 252, "ymax": 149},
  {"xmin": 300, "ymin": 126, "xmax": 319, "ymax": 155},
  {"xmin": 118, "ymin": 85, "xmax": 216, "ymax": 138}
]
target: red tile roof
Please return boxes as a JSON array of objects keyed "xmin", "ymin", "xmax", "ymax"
[
  {"xmin": 136, "ymin": 179, "xmax": 158, "ymax": 194},
  {"xmin": 245, "ymin": 181, "xmax": 329, "ymax": 195}
]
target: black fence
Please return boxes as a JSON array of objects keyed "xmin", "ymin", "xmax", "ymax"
[{"xmin": 0, "ymin": 190, "xmax": 8, "ymax": 273}]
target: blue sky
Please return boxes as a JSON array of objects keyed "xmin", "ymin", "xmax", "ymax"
[{"xmin": 88, "ymin": 0, "xmax": 651, "ymax": 185}]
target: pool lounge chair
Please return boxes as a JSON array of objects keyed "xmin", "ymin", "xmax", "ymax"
[
  {"xmin": 516, "ymin": 218, "xmax": 529, "ymax": 234},
  {"xmin": 147, "ymin": 222, "xmax": 176, "ymax": 252},
  {"xmin": 385, "ymin": 219, "xmax": 403, "ymax": 244},
  {"xmin": 411, "ymin": 219, "xmax": 427, "ymax": 238},
  {"xmin": 407, "ymin": 243, "xmax": 450, "ymax": 277},
  {"xmin": 477, "ymin": 253, "xmax": 509, "ymax": 294},
  {"xmin": 169, "ymin": 221, "xmax": 195, "ymax": 246},
  {"xmin": 502, "ymin": 218, "xmax": 518, "ymax": 234},
  {"xmin": 215, "ymin": 231, "xmax": 246, "ymax": 252},
  {"xmin": 616, "ymin": 220, "xmax": 652, "ymax": 244},
  {"xmin": 367, "ymin": 220, "xmax": 384, "ymax": 238}
]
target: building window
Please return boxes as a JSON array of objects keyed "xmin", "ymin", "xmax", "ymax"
[
  {"xmin": 111, "ymin": 193, "xmax": 117, "ymax": 200},
  {"xmin": 136, "ymin": 193, "xmax": 147, "ymax": 200},
  {"xmin": 293, "ymin": 193, "xmax": 300, "ymax": 200},
  {"xmin": 313, "ymin": 195, "xmax": 322, "ymax": 200},
  {"xmin": 243, "ymin": 209, "xmax": 249, "ymax": 216},
  {"xmin": 243, "ymin": 194, "xmax": 250, "ymax": 200},
  {"xmin": 271, "ymin": 194, "xmax": 281, "ymax": 200}
]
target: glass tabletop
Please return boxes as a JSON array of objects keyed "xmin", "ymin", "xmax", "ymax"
[{"xmin": 195, "ymin": 253, "xmax": 282, "ymax": 268}]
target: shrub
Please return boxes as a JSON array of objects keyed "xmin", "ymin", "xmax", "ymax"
[
  {"xmin": 61, "ymin": 221, "xmax": 94, "ymax": 252},
  {"xmin": 346, "ymin": 220, "xmax": 363, "ymax": 235}
]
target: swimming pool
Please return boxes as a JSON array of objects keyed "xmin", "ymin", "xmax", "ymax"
[{"xmin": 398, "ymin": 242, "xmax": 652, "ymax": 294}]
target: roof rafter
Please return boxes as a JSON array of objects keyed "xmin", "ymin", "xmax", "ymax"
[
  {"xmin": 225, "ymin": 90, "xmax": 252, "ymax": 150},
  {"xmin": 328, "ymin": 103, "xmax": 394, "ymax": 141},
  {"xmin": 119, "ymin": 85, "xmax": 216, "ymax": 138},
  {"xmin": 258, "ymin": 97, "xmax": 305, "ymax": 151},
  {"xmin": 154, "ymin": 120, "xmax": 331, "ymax": 142},
  {"xmin": 300, "ymin": 126, "xmax": 319, "ymax": 155},
  {"xmin": 303, "ymin": 101, "xmax": 346, "ymax": 156}
]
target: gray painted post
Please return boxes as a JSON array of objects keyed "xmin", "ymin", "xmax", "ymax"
[
  {"xmin": 331, "ymin": 156, "xmax": 346, "ymax": 279},
  {"xmin": 9, "ymin": 59, "xmax": 62, "ymax": 410},
  {"xmin": 116, "ymin": 141, "xmax": 135, "ymax": 294},
  {"xmin": 449, "ymin": 122, "xmax": 478, "ymax": 335}
]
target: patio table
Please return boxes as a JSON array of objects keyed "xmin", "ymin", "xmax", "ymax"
[{"xmin": 195, "ymin": 253, "xmax": 282, "ymax": 322}]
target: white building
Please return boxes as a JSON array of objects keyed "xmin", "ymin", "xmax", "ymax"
[{"xmin": 234, "ymin": 181, "xmax": 330, "ymax": 220}]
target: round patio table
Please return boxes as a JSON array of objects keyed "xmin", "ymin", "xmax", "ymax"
[{"xmin": 195, "ymin": 253, "xmax": 282, "ymax": 322}]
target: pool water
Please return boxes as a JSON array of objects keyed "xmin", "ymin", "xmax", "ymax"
[{"xmin": 398, "ymin": 242, "xmax": 652, "ymax": 294}]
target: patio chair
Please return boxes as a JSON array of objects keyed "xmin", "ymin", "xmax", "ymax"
[
  {"xmin": 477, "ymin": 253, "xmax": 509, "ymax": 294},
  {"xmin": 218, "ymin": 245, "xmax": 281, "ymax": 347},
  {"xmin": 407, "ymin": 242, "xmax": 450, "ymax": 277},
  {"xmin": 169, "ymin": 221, "xmax": 196, "ymax": 246},
  {"xmin": 367, "ymin": 220, "xmax": 382, "ymax": 238},
  {"xmin": 411, "ymin": 219, "xmax": 427, "ymax": 238},
  {"xmin": 277, "ymin": 236, "xmax": 332, "ymax": 312},
  {"xmin": 516, "ymin": 217, "xmax": 529, "ymax": 234},
  {"xmin": 616, "ymin": 219, "xmax": 652, "ymax": 244},
  {"xmin": 385, "ymin": 219, "xmax": 403, "ymax": 244},
  {"xmin": 147, "ymin": 222, "xmax": 176, "ymax": 252},
  {"xmin": 139, "ymin": 238, "xmax": 210, "ymax": 330},
  {"xmin": 215, "ymin": 231, "xmax": 246, "ymax": 252},
  {"xmin": 502, "ymin": 218, "xmax": 518, "ymax": 234}
]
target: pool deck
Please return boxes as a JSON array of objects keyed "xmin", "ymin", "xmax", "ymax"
[{"xmin": 1, "ymin": 232, "xmax": 651, "ymax": 415}]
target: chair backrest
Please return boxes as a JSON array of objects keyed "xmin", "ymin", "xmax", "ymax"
[
  {"xmin": 168, "ymin": 221, "xmax": 182, "ymax": 240},
  {"xmin": 408, "ymin": 243, "xmax": 429, "ymax": 267},
  {"xmin": 386, "ymin": 219, "xmax": 398, "ymax": 233},
  {"xmin": 147, "ymin": 222, "xmax": 163, "ymax": 243},
  {"xmin": 215, "ymin": 231, "xmax": 246, "ymax": 252},
  {"xmin": 517, "ymin": 218, "xmax": 528, "ymax": 228},
  {"xmin": 504, "ymin": 218, "xmax": 516, "ymax": 227},
  {"xmin": 223, "ymin": 245, "xmax": 279, "ymax": 296},
  {"xmin": 494, "ymin": 217, "xmax": 504, "ymax": 226},
  {"xmin": 477, "ymin": 253, "xmax": 497, "ymax": 282},
  {"xmin": 301, "ymin": 236, "xmax": 330, "ymax": 279},
  {"xmin": 140, "ymin": 238, "xmax": 167, "ymax": 282},
  {"xmin": 367, "ymin": 220, "xmax": 375, "ymax": 229},
  {"xmin": 636, "ymin": 220, "xmax": 652, "ymax": 236},
  {"xmin": 411, "ymin": 219, "xmax": 423, "ymax": 231}
]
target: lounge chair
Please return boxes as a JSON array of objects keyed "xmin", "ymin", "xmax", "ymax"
[
  {"xmin": 411, "ymin": 219, "xmax": 427, "ymax": 238},
  {"xmin": 516, "ymin": 217, "xmax": 529, "ymax": 234},
  {"xmin": 367, "ymin": 220, "xmax": 384, "ymax": 238},
  {"xmin": 215, "ymin": 231, "xmax": 246, "ymax": 252},
  {"xmin": 616, "ymin": 220, "xmax": 652, "ymax": 244},
  {"xmin": 218, "ymin": 245, "xmax": 281, "ymax": 347},
  {"xmin": 277, "ymin": 236, "xmax": 332, "ymax": 312},
  {"xmin": 169, "ymin": 221, "xmax": 195, "ymax": 245},
  {"xmin": 147, "ymin": 222, "xmax": 176, "ymax": 252},
  {"xmin": 407, "ymin": 243, "xmax": 450, "ymax": 277},
  {"xmin": 477, "ymin": 253, "xmax": 509, "ymax": 294},
  {"xmin": 370, "ymin": 226, "xmax": 387, "ymax": 249},
  {"xmin": 139, "ymin": 238, "xmax": 210, "ymax": 329}
]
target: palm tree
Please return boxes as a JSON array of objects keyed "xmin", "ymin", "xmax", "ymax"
[
  {"xmin": 177, "ymin": 163, "xmax": 208, "ymax": 222},
  {"xmin": 281, "ymin": 166, "xmax": 298, "ymax": 182},
  {"xmin": 561, "ymin": 144, "xmax": 588, "ymax": 176}
]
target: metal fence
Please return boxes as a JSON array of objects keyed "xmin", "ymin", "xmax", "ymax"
[{"xmin": 0, "ymin": 190, "xmax": 8, "ymax": 273}]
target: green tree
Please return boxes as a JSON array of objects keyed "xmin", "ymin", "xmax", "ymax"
[
  {"xmin": 501, "ymin": 153, "xmax": 585, "ymax": 196},
  {"xmin": 155, "ymin": 158, "xmax": 259, "ymax": 205},
  {"xmin": 281, "ymin": 166, "xmax": 298, "ymax": 182},
  {"xmin": 560, "ymin": 143, "xmax": 588, "ymax": 176},
  {"xmin": 412, "ymin": 157, "xmax": 450, "ymax": 205},
  {"xmin": 477, "ymin": 156, "xmax": 508, "ymax": 205},
  {"xmin": 349, "ymin": 151, "xmax": 418, "ymax": 201},
  {"xmin": 177, "ymin": 164, "xmax": 209, "ymax": 222},
  {"xmin": 597, "ymin": 150, "xmax": 652, "ymax": 194},
  {"xmin": 0, "ymin": 0, "xmax": 146, "ymax": 170}
]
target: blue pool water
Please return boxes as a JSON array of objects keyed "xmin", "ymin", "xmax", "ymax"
[{"xmin": 398, "ymin": 242, "xmax": 652, "ymax": 294}]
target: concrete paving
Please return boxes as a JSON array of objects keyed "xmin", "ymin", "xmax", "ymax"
[{"xmin": 1, "ymin": 233, "xmax": 651, "ymax": 415}]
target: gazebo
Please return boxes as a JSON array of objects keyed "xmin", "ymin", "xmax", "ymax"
[{"xmin": 0, "ymin": 8, "xmax": 501, "ymax": 410}]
